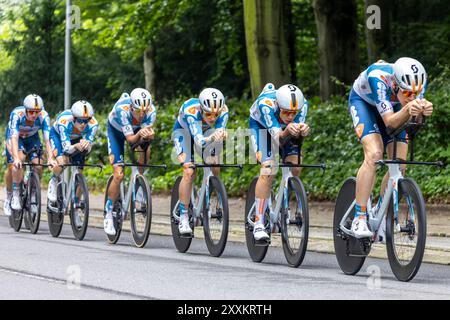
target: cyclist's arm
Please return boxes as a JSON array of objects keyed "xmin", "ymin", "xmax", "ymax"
[
  {"xmin": 41, "ymin": 113, "xmax": 54, "ymax": 161},
  {"xmin": 58, "ymin": 124, "xmax": 77, "ymax": 155},
  {"xmin": 11, "ymin": 135, "xmax": 20, "ymax": 161},
  {"xmin": 186, "ymin": 115, "xmax": 211, "ymax": 148}
]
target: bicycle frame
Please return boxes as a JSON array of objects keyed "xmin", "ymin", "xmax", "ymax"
[
  {"xmin": 339, "ymin": 163, "xmax": 403, "ymax": 238},
  {"xmin": 246, "ymin": 166, "xmax": 294, "ymax": 230},
  {"xmin": 172, "ymin": 164, "xmax": 241, "ymax": 222},
  {"xmin": 171, "ymin": 167, "xmax": 214, "ymax": 223},
  {"xmin": 338, "ymin": 118, "xmax": 444, "ymax": 239},
  {"xmin": 117, "ymin": 164, "xmax": 142, "ymax": 220}
]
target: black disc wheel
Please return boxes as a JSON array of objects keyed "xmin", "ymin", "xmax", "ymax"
[
  {"xmin": 104, "ymin": 175, "xmax": 123, "ymax": 244},
  {"xmin": 130, "ymin": 175, "xmax": 152, "ymax": 248},
  {"xmin": 386, "ymin": 178, "xmax": 426, "ymax": 282},
  {"xmin": 70, "ymin": 173, "xmax": 90, "ymax": 241},
  {"xmin": 48, "ymin": 178, "xmax": 64, "ymax": 238},
  {"xmin": 244, "ymin": 177, "xmax": 270, "ymax": 263},
  {"xmin": 26, "ymin": 172, "xmax": 41, "ymax": 234},
  {"xmin": 170, "ymin": 176, "xmax": 193, "ymax": 253},
  {"xmin": 333, "ymin": 177, "xmax": 366, "ymax": 275},
  {"xmin": 281, "ymin": 177, "xmax": 309, "ymax": 268},
  {"xmin": 202, "ymin": 176, "xmax": 229, "ymax": 257}
]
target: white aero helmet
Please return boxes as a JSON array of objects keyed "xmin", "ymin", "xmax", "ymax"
[
  {"xmin": 276, "ymin": 84, "xmax": 305, "ymax": 111},
  {"xmin": 393, "ymin": 57, "xmax": 427, "ymax": 93},
  {"xmin": 71, "ymin": 100, "xmax": 94, "ymax": 118},
  {"xmin": 130, "ymin": 88, "xmax": 152, "ymax": 111},
  {"xmin": 199, "ymin": 88, "xmax": 225, "ymax": 113},
  {"xmin": 23, "ymin": 94, "xmax": 44, "ymax": 111}
]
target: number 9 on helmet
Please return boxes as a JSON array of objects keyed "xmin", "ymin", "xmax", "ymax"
[
  {"xmin": 71, "ymin": 100, "xmax": 94, "ymax": 118},
  {"xmin": 199, "ymin": 88, "xmax": 225, "ymax": 114},
  {"xmin": 23, "ymin": 94, "xmax": 44, "ymax": 111},
  {"xmin": 276, "ymin": 84, "xmax": 305, "ymax": 111},
  {"xmin": 130, "ymin": 88, "xmax": 152, "ymax": 111}
]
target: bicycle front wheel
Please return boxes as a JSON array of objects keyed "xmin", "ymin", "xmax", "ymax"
[
  {"xmin": 281, "ymin": 177, "xmax": 309, "ymax": 268},
  {"xmin": 104, "ymin": 175, "xmax": 123, "ymax": 244},
  {"xmin": 386, "ymin": 178, "xmax": 426, "ymax": 282},
  {"xmin": 202, "ymin": 176, "xmax": 229, "ymax": 257},
  {"xmin": 70, "ymin": 173, "xmax": 89, "ymax": 241},
  {"xmin": 170, "ymin": 176, "xmax": 192, "ymax": 253},
  {"xmin": 48, "ymin": 178, "xmax": 64, "ymax": 238},
  {"xmin": 130, "ymin": 175, "xmax": 152, "ymax": 248},
  {"xmin": 27, "ymin": 172, "xmax": 42, "ymax": 234},
  {"xmin": 244, "ymin": 177, "xmax": 269, "ymax": 263}
]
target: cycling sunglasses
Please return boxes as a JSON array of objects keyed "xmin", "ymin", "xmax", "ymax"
[
  {"xmin": 203, "ymin": 111, "xmax": 220, "ymax": 118},
  {"xmin": 280, "ymin": 109, "xmax": 299, "ymax": 117},
  {"xmin": 75, "ymin": 118, "xmax": 91, "ymax": 124},
  {"xmin": 399, "ymin": 87, "xmax": 418, "ymax": 98},
  {"xmin": 26, "ymin": 110, "xmax": 40, "ymax": 116}
]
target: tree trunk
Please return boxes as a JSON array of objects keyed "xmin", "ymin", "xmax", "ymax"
[
  {"xmin": 365, "ymin": 0, "xmax": 391, "ymax": 64},
  {"xmin": 243, "ymin": 0, "xmax": 290, "ymax": 99},
  {"xmin": 313, "ymin": 0, "xmax": 359, "ymax": 101},
  {"xmin": 144, "ymin": 42, "xmax": 156, "ymax": 96}
]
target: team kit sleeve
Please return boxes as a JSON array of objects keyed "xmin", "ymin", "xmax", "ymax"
[
  {"xmin": 257, "ymin": 101, "xmax": 282, "ymax": 137},
  {"xmin": 9, "ymin": 112, "xmax": 21, "ymax": 138},
  {"xmin": 142, "ymin": 109, "xmax": 157, "ymax": 128},
  {"xmin": 367, "ymin": 76, "xmax": 394, "ymax": 116},
  {"xmin": 214, "ymin": 105, "xmax": 229, "ymax": 129},
  {"xmin": 182, "ymin": 105, "xmax": 208, "ymax": 148},
  {"xmin": 40, "ymin": 111, "xmax": 51, "ymax": 141},
  {"xmin": 294, "ymin": 100, "xmax": 309, "ymax": 124},
  {"xmin": 85, "ymin": 118, "xmax": 99, "ymax": 143},
  {"xmin": 57, "ymin": 121, "xmax": 75, "ymax": 154},
  {"xmin": 117, "ymin": 107, "xmax": 134, "ymax": 136}
]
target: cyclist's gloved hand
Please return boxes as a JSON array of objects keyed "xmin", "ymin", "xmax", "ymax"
[
  {"xmin": 286, "ymin": 123, "xmax": 301, "ymax": 137},
  {"xmin": 420, "ymin": 99, "xmax": 433, "ymax": 117},
  {"xmin": 299, "ymin": 123, "xmax": 310, "ymax": 137},
  {"xmin": 406, "ymin": 99, "xmax": 423, "ymax": 117}
]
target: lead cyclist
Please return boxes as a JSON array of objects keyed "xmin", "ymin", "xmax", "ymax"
[{"xmin": 348, "ymin": 57, "xmax": 433, "ymax": 239}]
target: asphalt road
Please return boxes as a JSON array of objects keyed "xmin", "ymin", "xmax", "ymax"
[{"xmin": 1, "ymin": 216, "xmax": 449, "ymax": 300}]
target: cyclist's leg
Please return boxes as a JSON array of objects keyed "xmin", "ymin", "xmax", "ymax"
[
  {"xmin": 173, "ymin": 126, "xmax": 195, "ymax": 233},
  {"xmin": 349, "ymin": 90, "xmax": 384, "ymax": 236},
  {"xmin": 379, "ymin": 106, "xmax": 408, "ymax": 198},
  {"xmin": 106, "ymin": 121, "xmax": 126, "ymax": 213},
  {"xmin": 26, "ymin": 134, "xmax": 44, "ymax": 178},
  {"xmin": 283, "ymin": 139, "xmax": 303, "ymax": 177},
  {"xmin": 137, "ymin": 143, "xmax": 151, "ymax": 175},
  {"xmin": 10, "ymin": 145, "xmax": 26, "ymax": 210},
  {"xmin": 4, "ymin": 140, "xmax": 15, "ymax": 214},
  {"xmin": 250, "ymin": 118, "xmax": 274, "ymax": 239}
]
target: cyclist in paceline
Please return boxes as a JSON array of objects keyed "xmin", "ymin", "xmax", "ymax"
[
  {"xmin": 4, "ymin": 94, "xmax": 57, "ymax": 216},
  {"xmin": 349, "ymin": 57, "xmax": 433, "ymax": 239},
  {"xmin": 47, "ymin": 101, "xmax": 98, "ymax": 225},
  {"xmin": 249, "ymin": 83, "xmax": 310, "ymax": 241},
  {"xmin": 104, "ymin": 88, "xmax": 156, "ymax": 236},
  {"xmin": 172, "ymin": 88, "xmax": 229, "ymax": 236}
]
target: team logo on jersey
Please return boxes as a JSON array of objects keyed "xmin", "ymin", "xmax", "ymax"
[
  {"xmin": 265, "ymin": 100, "xmax": 273, "ymax": 107},
  {"xmin": 355, "ymin": 124, "xmax": 364, "ymax": 139},
  {"xmin": 61, "ymin": 119, "xmax": 67, "ymax": 125},
  {"xmin": 89, "ymin": 118, "xmax": 96, "ymax": 125},
  {"xmin": 123, "ymin": 105, "xmax": 130, "ymax": 112},
  {"xmin": 109, "ymin": 154, "xmax": 115, "ymax": 165},
  {"xmin": 256, "ymin": 151, "xmax": 262, "ymax": 163},
  {"xmin": 187, "ymin": 107, "xmax": 197, "ymax": 115},
  {"xmin": 380, "ymin": 75, "xmax": 389, "ymax": 85}
]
